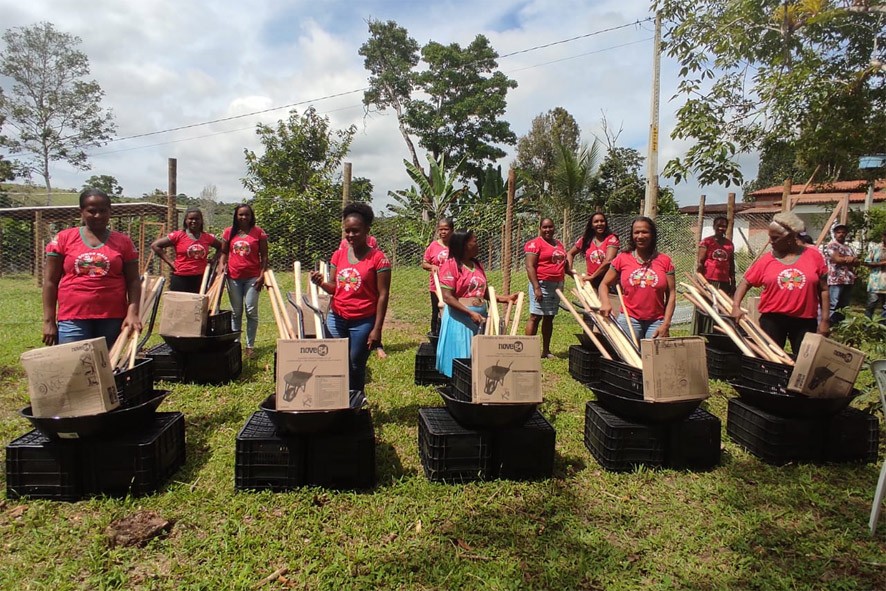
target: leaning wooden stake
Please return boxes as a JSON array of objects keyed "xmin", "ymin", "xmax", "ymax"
[
  {"xmin": 680, "ymin": 283, "xmax": 756, "ymax": 357},
  {"xmin": 487, "ymin": 286, "xmax": 500, "ymax": 335},
  {"xmin": 509, "ymin": 292, "xmax": 524, "ymax": 336},
  {"xmin": 264, "ymin": 272, "xmax": 288, "ymax": 339},
  {"xmin": 309, "ymin": 279, "xmax": 324, "ymax": 338},
  {"xmin": 615, "ymin": 284, "xmax": 638, "ymax": 348},
  {"xmin": 557, "ymin": 289, "xmax": 613, "ymax": 360},
  {"xmin": 432, "ymin": 272, "xmax": 445, "ymax": 309}
]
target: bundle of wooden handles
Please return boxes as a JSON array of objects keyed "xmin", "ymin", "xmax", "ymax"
[
  {"xmin": 200, "ymin": 261, "xmax": 226, "ymax": 315},
  {"xmin": 483, "ymin": 287, "xmax": 524, "ymax": 336},
  {"xmin": 264, "ymin": 261, "xmax": 326, "ymax": 340},
  {"xmin": 108, "ymin": 273, "xmax": 165, "ymax": 371}
]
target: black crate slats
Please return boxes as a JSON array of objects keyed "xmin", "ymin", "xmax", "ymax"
[
  {"xmin": 568, "ymin": 345, "xmax": 601, "ymax": 384},
  {"xmin": 414, "ymin": 342, "xmax": 447, "ymax": 386}
]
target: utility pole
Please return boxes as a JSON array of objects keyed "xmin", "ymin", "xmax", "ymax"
[{"xmin": 643, "ymin": 12, "xmax": 662, "ymax": 220}]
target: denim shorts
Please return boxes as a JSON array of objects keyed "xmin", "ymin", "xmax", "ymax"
[{"xmin": 528, "ymin": 280, "xmax": 563, "ymax": 316}]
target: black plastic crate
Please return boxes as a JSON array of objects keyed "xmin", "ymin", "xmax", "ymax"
[
  {"xmin": 490, "ymin": 411, "xmax": 556, "ymax": 480},
  {"xmin": 415, "ymin": 342, "xmax": 447, "ymax": 386},
  {"xmin": 739, "ymin": 356, "xmax": 791, "ymax": 392},
  {"xmin": 701, "ymin": 333, "xmax": 742, "ymax": 381},
  {"xmin": 583, "ymin": 402, "xmax": 666, "ymax": 472},
  {"xmin": 81, "ymin": 412, "xmax": 186, "ymax": 497},
  {"xmin": 824, "ymin": 407, "xmax": 879, "ymax": 464},
  {"xmin": 451, "ymin": 358, "xmax": 473, "ymax": 402},
  {"xmin": 114, "ymin": 357, "xmax": 155, "ymax": 407},
  {"xmin": 667, "ymin": 408, "xmax": 721, "ymax": 470},
  {"xmin": 305, "ymin": 411, "xmax": 376, "ymax": 489},
  {"xmin": 145, "ymin": 343, "xmax": 184, "ymax": 382},
  {"xmin": 598, "ymin": 358, "xmax": 644, "ymax": 397},
  {"xmin": 418, "ymin": 407, "xmax": 491, "ymax": 482},
  {"xmin": 568, "ymin": 345, "xmax": 601, "ymax": 384},
  {"xmin": 235, "ymin": 412, "xmax": 307, "ymax": 492},
  {"xmin": 183, "ymin": 341, "xmax": 242, "ymax": 384},
  {"xmin": 726, "ymin": 398, "xmax": 825, "ymax": 465},
  {"xmin": 206, "ymin": 310, "xmax": 233, "ymax": 336},
  {"xmin": 6, "ymin": 430, "xmax": 82, "ymax": 501}
]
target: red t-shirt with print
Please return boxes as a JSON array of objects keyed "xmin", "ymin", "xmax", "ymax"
[
  {"xmin": 610, "ymin": 252, "xmax": 675, "ymax": 321},
  {"xmin": 423, "ymin": 240, "xmax": 449, "ymax": 292},
  {"xmin": 168, "ymin": 230, "xmax": 217, "ymax": 276},
  {"xmin": 222, "ymin": 226, "xmax": 267, "ymax": 280},
  {"xmin": 699, "ymin": 236, "xmax": 734, "ymax": 282},
  {"xmin": 743, "ymin": 247, "xmax": 827, "ymax": 319},
  {"xmin": 575, "ymin": 234, "xmax": 620, "ymax": 276},
  {"xmin": 439, "ymin": 258, "xmax": 487, "ymax": 299},
  {"xmin": 329, "ymin": 247, "xmax": 391, "ymax": 319},
  {"xmin": 46, "ymin": 227, "xmax": 138, "ymax": 321},
  {"xmin": 525, "ymin": 237, "xmax": 567, "ymax": 282}
]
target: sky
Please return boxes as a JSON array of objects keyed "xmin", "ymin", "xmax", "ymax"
[{"xmin": 0, "ymin": 0, "xmax": 757, "ymax": 210}]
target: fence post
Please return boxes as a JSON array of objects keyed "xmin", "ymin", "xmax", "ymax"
[
  {"xmin": 695, "ymin": 195, "xmax": 706, "ymax": 244},
  {"xmin": 839, "ymin": 193, "xmax": 849, "ymax": 225},
  {"xmin": 34, "ymin": 211, "xmax": 43, "ymax": 287},
  {"xmin": 726, "ymin": 192, "xmax": 735, "ymax": 241},
  {"xmin": 166, "ymin": 158, "xmax": 177, "ymax": 280},
  {"xmin": 502, "ymin": 168, "xmax": 515, "ymax": 293},
  {"xmin": 342, "ymin": 162, "xmax": 351, "ymax": 240},
  {"xmin": 781, "ymin": 177, "xmax": 792, "ymax": 212}
]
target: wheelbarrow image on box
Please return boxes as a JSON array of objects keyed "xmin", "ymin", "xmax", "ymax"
[
  {"xmin": 483, "ymin": 360, "xmax": 513, "ymax": 395},
  {"xmin": 282, "ymin": 365, "xmax": 316, "ymax": 402},
  {"xmin": 807, "ymin": 364, "xmax": 853, "ymax": 393}
]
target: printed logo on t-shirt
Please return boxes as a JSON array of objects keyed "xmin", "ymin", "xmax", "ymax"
[
  {"xmin": 467, "ymin": 275, "xmax": 484, "ymax": 297},
  {"xmin": 337, "ymin": 267, "xmax": 362, "ymax": 293},
  {"xmin": 232, "ymin": 240, "xmax": 251, "ymax": 256},
  {"xmin": 712, "ymin": 248, "xmax": 728, "ymax": 261},
  {"xmin": 435, "ymin": 249, "xmax": 449, "ymax": 264},
  {"xmin": 588, "ymin": 249, "xmax": 606, "ymax": 264},
  {"xmin": 777, "ymin": 268, "xmax": 806, "ymax": 290},
  {"xmin": 551, "ymin": 248, "xmax": 566, "ymax": 264},
  {"xmin": 74, "ymin": 252, "xmax": 110, "ymax": 277},
  {"xmin": 628, "ymin": 267, "xmax": 659, "ymax": 289},
  {"xmin": 186, "ymin": 243, "xmax": 207, "ymax": 260}
]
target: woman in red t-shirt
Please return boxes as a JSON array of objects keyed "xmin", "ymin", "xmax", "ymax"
[
  {"xmin": 525, "ymin": 218, "xmax": 569, "ymax": 358},
  {"xmin": 435, "ymin": 230, "xmax": 517, "ymax": 378},
  {"xmin": 421, "ymin": 217, "xmax": 454, "ymax": 336},
  {"xmin": 219, "ymin": 204, "xmax": 268, "ymax": 357},
  {"xmin": 310, "ymin": 203, "xmax": 390, "ymax": 393},
  {"xmin": 150, "ymin": 208, "xmax": 222, "ymax": 293},
  {"xmin": 598, "ymin": 216, "xmax": 676, "ymax": 340},
  {"xmin": 567, "ymin": 212, "xmax": 620, "ymax": 288},
  {"xmin": 731, "ymin": 212, "xmax": 829, "ymax": 354},
  {"xmin": 693, "ymin": 215, "xmax": 736, "ymax": 334},
  {"xmin": 42, "ymin": 189, "xmax": 142, "ymax": 348}
]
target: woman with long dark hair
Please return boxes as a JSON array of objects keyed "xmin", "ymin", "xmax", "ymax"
[
  {"xmin": 42, "ymin": 188, "xmax": 142, "ymax": 347},
  {"xmin": 567, "ymin": 212, "xmax": 619, "ymax": 288},
  {"xmin": 435, "ymin": 229, "xmax": 516, "ymax": 378},
  {"xmin": 421, "ymin": 217, "xmax": 454, "ymax": 336},
  {"xmin": 150, "ymin": 208, "xmax": 222, "ymax": 293},
  {"xmin": 598, "ymin": 216, "xmax": 676, "ymax": 340},
  {"xmin": 219, "ymin": 204, "xmax": 268, "ymax": 358},
  {"xmin": 310, "ymin": 203, "xmax": 390, "ymax": 393}
]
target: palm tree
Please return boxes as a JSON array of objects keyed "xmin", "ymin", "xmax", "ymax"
[{"xmin": 549, "ymin": 139, "xmax": 600, "ymax": 244}]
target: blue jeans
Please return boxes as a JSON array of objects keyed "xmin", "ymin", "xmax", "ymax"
[
  {"xmin": 865, "ymin": 292, "xmax": 886, "ymax": 321},
  {"xmin": 617, "ymin": 316, "xmax": 662, "ymax": 341},
  {"xmin": 58, "ymin": 318, "xmax": 123, "ymax": 349},
  {"xmin": 326, "ymin": 312, "xmax": 375, "ymax": 392},
  {"xmin": 828, "ymin": 284, "xmax": 852, "ymax": 324},
  {"xmin": 227, "ymin": 277, "xmax": 260, "ymax": 348}
]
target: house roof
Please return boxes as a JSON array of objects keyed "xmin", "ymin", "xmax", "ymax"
[
  {"xmin": 750, "ymin": 179, "xmax": 886, "ymax": 197},
  {"xmin": 678, "ymin": 202, "xmax": 763, "ymax": 215}
]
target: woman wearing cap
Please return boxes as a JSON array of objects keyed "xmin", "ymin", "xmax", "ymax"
[
  {"xmin": 525, "ymin": 218, "xmax": 569, "ymax": 358},
  {"xmin": 731, "ymin": 212, "xmax": 829, "ymax": 354},
  {"xmin": 150, "ymin": 208, "xmax": 222, "ymax": 293}
]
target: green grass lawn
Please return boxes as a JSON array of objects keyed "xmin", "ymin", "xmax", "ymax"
[{"xmin": 0, "ymin": 270, "xmax": 884, "ymax": 590}]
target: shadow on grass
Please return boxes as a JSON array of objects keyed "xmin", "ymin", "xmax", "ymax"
[
  {"xmin": 371, "ymin": 402, "xmax": 425, "ymax": 428},
  {"xmin": 375, "ymin": 440, "xmax": 412, "ymax": 485},
  {"xmin": 177, "ymin": 404, "xmax": 248, "ymax": 480}
]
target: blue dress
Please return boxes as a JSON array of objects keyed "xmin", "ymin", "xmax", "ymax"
[{"xmin": 435, "ymin": 304, "xmax": 486, "ymax": 378}]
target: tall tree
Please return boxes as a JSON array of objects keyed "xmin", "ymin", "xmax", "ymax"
[
  {"xmin": 549, "ymin": 139, "xmax": 601, "ymax": 239},
  {"xmin": 656, "ymin": 1, "xmax": 886, "ymax": 188},
  {"xmin": 359, "ymin": 20, "xmax": 517, "ymax": 184},
  {"xmin": 242, "ymin": 107, "xmax": 356, "ymax": 265},
  {"xmin": 0, "ymin": 22, "xmax": 116, "ymax": 204},
  {"xmin": 82, "ymin": 174, "xmax": 123, "ymax": 198},
  {"xmin": 332, "ymin": 176, "xmax": 374, "ymax": 204},
  {"xmin": 515, "ymin": 107, "xmax": 581, "ymax": 205}
]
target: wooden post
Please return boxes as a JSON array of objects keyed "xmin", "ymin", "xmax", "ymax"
[
  {"xmin": 781, "ymin": 177, "xmax": 792, "ymax": 212},
  {"xmin": 34, "ymin": 211, "xmax": 43, "ymax": 287},
  {"xmin": 166, "ymin": 158, "xmax": 177, "ymax": 280},
  {"xmin": 502, "ymin": 168, "xmax": 516, "ymax": 294},
  {"xmin": 695, "ymin": 194, "xmax": 706, "ymax": 244},
  {"xmin": 839, "ymin": 193, "xmax": 850, "ymax": 225},
  {"xmin": 138, "ymin": 215, "xmax": 146, "ymax": 273},
  {"xmin": 0, "ymin": 219, "xmax": 4, "ymax": 277},
  {"xmin": 726, "ymin": 192, "xmax": 736, "ymax": 241},
  {"xmin": 341, "ymin": 162, "xmax": 352, "ymax": 240}
]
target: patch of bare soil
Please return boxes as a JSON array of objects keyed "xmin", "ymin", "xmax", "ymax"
[{"xmin": 105, "ymin": 510, "xmax": 173, "ymax": 548}]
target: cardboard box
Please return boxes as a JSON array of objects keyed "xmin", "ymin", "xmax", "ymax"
[
  {"xmin": 20, "ymin": 337, "xmax": 120, "ymax": 418},
  {"xmin": 640, "ymin": 337, "xmax": 710, "ymax": 402},
  {"xmin": 275, "ymin": 339, "xmax": 349, "ymax": 410},
  {"xmin": 788, "ymin": 333, "xmax": 864, "ymax": 398},
  {"xmin": 470, "ymin": 335, "xmax": 542, "ymax": 404},
  {"xmin": 159, "ymin": 292, "xmax": 208, "ymax": 337}
]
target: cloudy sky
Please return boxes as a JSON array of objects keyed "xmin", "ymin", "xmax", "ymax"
[{"xmin": 0, "ymin": 0, "xmax": 755, "ymax": 209}]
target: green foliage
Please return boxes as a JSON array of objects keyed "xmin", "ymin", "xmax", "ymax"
[
  {"xmin": 589, "ymin": 146, "xmax": 645, "ymax": 213},
  {"xmin": 82, "ymin": 174, "xmax": 123, "ymax": 198},
  {"xmin": 332, "ymin": 176, "xmax": 374, "ymax": 204},
  {"xmin": 831, "ymin": 309, "xmax": 886, "ymax": 356},
  {"xmin": 360, "ymin": 20, "xmax": 517, "ymax": 184},
  {"xmin": 0, "ymin": 22, "xmax": 116, "ymax": 201},
  {"xmin": 242, "ymin": 107, "xmax": 356, "ymax": 266},
  {"xmin": 656, "ymin": 1, "xmax": 886, "ymax": 187},
  {"xmin": 515, "ymin": 107, "xmax": 580, "ymax": 204}
]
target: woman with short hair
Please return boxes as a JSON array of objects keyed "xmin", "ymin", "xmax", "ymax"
[
  {"xmin": 150, "ymin": 208, "xmax": 221, "ymax": 293},
  {"xmin": 524, "ymin": 217, "xmax": 569, "ymax": 358}
]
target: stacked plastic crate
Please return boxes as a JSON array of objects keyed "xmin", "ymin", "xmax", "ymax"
[
  {"xmin": 413, "ymin": 332, "xmax": 447, "ymax": 387},
  {"xmin": 145, "ymin": 310, "xmax": 242, "ymax": 384}
]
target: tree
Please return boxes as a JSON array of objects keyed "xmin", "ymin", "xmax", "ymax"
[
  {"xmin": 656, "ymin": 1, "xmax": 886, "ymax": 188},
  {"xmin": 590, "ymin": 146, "xmax": 646, "ymax": 213},
  {"xmin": 515, "ymin": 108, "xmax": 581, "ymax": 206},
  {"xmin": 242, "ymin": 107, "xmax": 357, "ymax": 266},
  {"xmin": 82, "ymin": 175, "xmax": 123, "ymax": 198},
  {"xmin": 549, "ymin": 139, "xmax": 601, "ymax": 239},
  {"xmin": 359, "ymin": 19, "xmax": 517, "ymax": 184},
  {"xmin": 332, "ymin": 176, "xmax": 374, "ymax": 204},
  {"xmin": 0, "ymin": 22, "xmax": 116, "ymax": 204}
]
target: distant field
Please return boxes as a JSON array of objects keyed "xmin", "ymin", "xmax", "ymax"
[{"xmin": 1, "ymin": 183, "xmax": 81, "ymax": 207}]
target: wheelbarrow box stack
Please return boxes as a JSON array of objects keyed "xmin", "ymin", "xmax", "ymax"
[
  {"xmin": 414, "ymin": 342, "xmax": 447, "ymax": 387},
  {"xmin": 275, "ymin": 339, "xmax": 349, "ymax": 411},
  {"xmin": 417, "ymin": 406, "xmax": 555, "ymax": 483},
  {"xmin": 787, "ymin": 334, "xmax": 864, "ymax": 398},
  {"xmin": 469, "ymin": 335, "xmax": 542, "ymax": 404},
  {"xmin": 235, "ymin": 407, "xmax": 375, "ymax": 491},
  {"xmin": 143, "ymin": 341, "xmax": 242, "ymax": 384},
  {"xmin": 158, "ymin": 292, "xmax": 208, "ymax": 338}
]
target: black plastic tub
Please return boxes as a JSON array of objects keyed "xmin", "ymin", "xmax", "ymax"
[
  {"xmin": 437, "ymin": 386, "xmax": 537, "ymax": 429},
  {"xmin": 161, "ymin": 331, "xmax": 240, "ymax": 354},
  {"xmin": 259, "ymin": 390, "xmax": 367, "ymax": 435},
  {"xmin": 19, "ymin": 391, "xmax": 168, "ymax": 440},
  {"xmin": 586, "ymin": 384, "xmax": 702, "ymax": 424},
  {"xmin": 206, "ymin": 310, "xmax": 233, "ymax": 336},
  {"xmin": 730, "ymin": 381, "xmax": 859, "ymax": 419}
]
